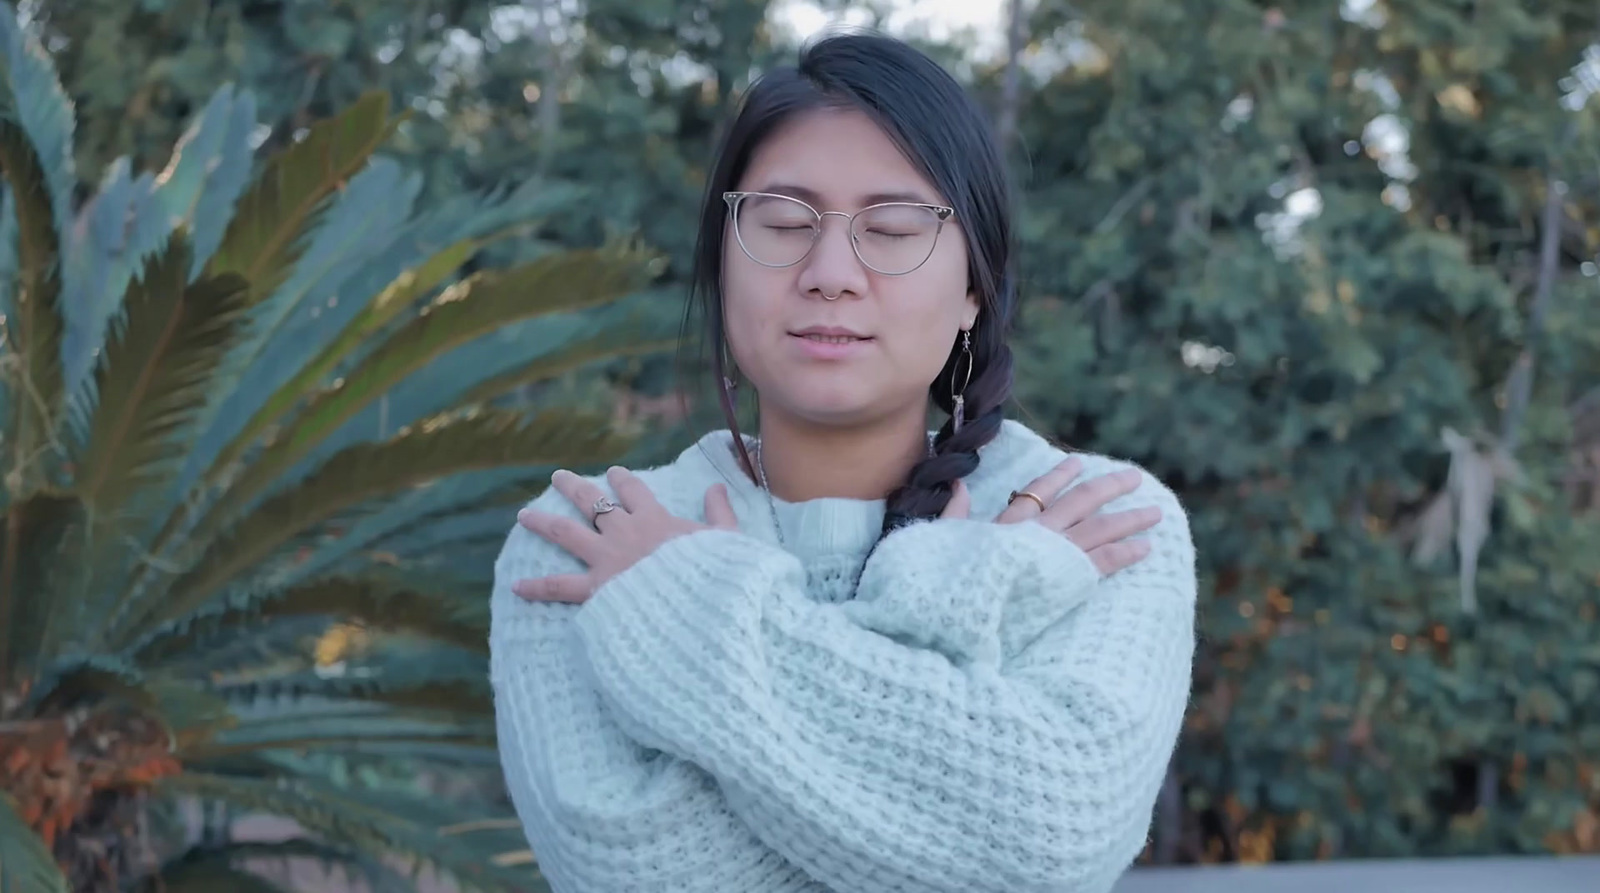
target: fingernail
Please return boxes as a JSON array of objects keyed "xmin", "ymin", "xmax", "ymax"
[
  {"xmin": 511, "ymin": 580, "xmax": 533, "ymax": 597},
  {"xmin": 551, "ymin": 469, "xmax": 569, "ymax": 482},
  {"xmin": 518, "ymin": 508, "xmax": 533, "ymax": 523}
]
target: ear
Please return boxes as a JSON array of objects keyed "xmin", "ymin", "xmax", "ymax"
[{"xmin": 961, "ymin": 288, "xmax": 980, "ymax": 330}]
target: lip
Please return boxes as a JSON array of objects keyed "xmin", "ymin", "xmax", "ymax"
[
  {"xmin": 790, "ymin": 325, "xmax": 870, "ymax": 339},
  {"xmin": 788, "ymin": 326, "xmax": 874, "ymax": 360}
]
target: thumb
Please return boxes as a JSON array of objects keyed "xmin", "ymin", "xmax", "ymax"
[
  {"xmin": 704, "ymin": 483, "xmax": 739, "ymax": 529},
  {"xmin": 940, "ymin": 479, "xmax": 971, "ymax": 520}
]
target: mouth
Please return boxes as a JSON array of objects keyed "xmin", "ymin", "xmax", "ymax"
[{"xmin": 789, "ymin": 327, "xmax": 873, "ymax": 344}]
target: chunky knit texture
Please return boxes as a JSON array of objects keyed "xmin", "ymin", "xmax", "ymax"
[{"xmin": 489, "ymin": 419, "xmax": 1197, "ymax": 893}]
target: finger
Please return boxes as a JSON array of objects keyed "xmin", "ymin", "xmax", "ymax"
[
  {"xmin": 1043, "ymin": 467, "xmax": 1143, "ymax": 528},
  {"xmin": 940, "ymin": 479, "xmax": 971, "ymax": 520},
  {"xmin": 1087, "ymin": 539, "xmax": 1152, "ymax": 576},
  {"xmin": 606, "ymin": 466, "xmax": 661, "ymax": 515},
  {"xmin": 704, "ymin": 483, "xmax": 739, "ymax": 529},
  {"xmin": 511, "ymin": 574, "xmax": 594, "ymax": 604},
  {"xmin": 551, "ymin": 469, "xmax": 623, "ymax": 526},
  {"xmin": 518, "ymin": 508, "xmax": 601, "ymax": 557},
  {"xmin": 997, "ymin": 457, "xmax": 1083, "ymax": 523},
  {"xmin": 1063, "ymin": 505, "xmax": 1162, "ymax": 552}
]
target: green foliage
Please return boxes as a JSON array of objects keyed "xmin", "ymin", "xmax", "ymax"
[
  {"xmin": 0, "ymin": 5, "xmax": 667, "ymax": 889},
  {"xmin": 1002, "ymin": 0, "xmax": 1600, "ymax": 864}
]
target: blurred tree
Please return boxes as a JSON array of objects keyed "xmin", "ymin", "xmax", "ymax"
[{"xmin": 993, "ymin": 0, "xmax": 1600, "ymax": 864}]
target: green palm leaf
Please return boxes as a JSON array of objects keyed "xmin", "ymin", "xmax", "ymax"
[
  {"xmin": 0, "ymin": 792, "xmax": 69, "ymax": 893},
  {"xmin": 455, "ymin": 331, "xmax": 678, "ymax": 408},
  {"xmin": 0, "ymin": 493, "xmax": 78, "ymax": 685},
  {"xmin": 123, "ymin": 407, "xmax": 623, "ymax": 641},
  {"xmin": 143, "ymin": 863, "xmax": 290, "ymax": 893},
  {"xmin": 75, "ymin": 236, "xmax": 249, "ymax": 516},
  {"xmin": 203, "ymin": 90, "xmax": 401, "ymax": 303},
  {"xmin": 143, "ymin": 839, "xmax": 413, "ymax": 893},
  {"xmin": 197, "ymin": 245, "xmax": 654, "ymax": 534},
  {"xmin": 158, "ymin": 774, "xmax": 546, "ymax": 893},
  {"xmin": 199, "ymin": 236, "xmax": 485, "ymax": 487},
  {"xmin": 0, "ymin": 117, "xmax": 64, "ymax": 494},
  {"xmin": 135, "ymin": 574, "xmax": 488, "ymax": 665}
]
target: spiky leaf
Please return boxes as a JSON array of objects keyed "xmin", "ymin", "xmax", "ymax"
[
  {"xmin": 0, "ymin": 493, "xmax": 79, "ymax": 684},
  {"xmin": 76, "ymin": 236, "xmax": 249, "ymax": 516},
  {"xmin": 125, "ymin": 407, "xmax": 623, "ymax": 641},
  {"xmin": 0, "ymin": 118, "xmax": 64, "ymax": 496},
  {"xmin": 135, "ymin": 574, "xmax": 490, "ymax": 665},
  {"xmin": 157, "ymin": 774, "xmax": 545, "ymax": 893},
  {"xmin": 201, "ymin": 234, "xmax": 483, "ymax": 490},
  {"xmin": 197, "ymin": 245, "xmax": 653, "ymax": 533},
  {"xmin": 142, "ymin": 863, "xmax": 291, "ymax": 893},
  {"xmin": 204, "ymin": 90, "xmax": 401, "ymax": 303},
  {"xmin": 0, "ymin": 792, "xmax": 69, "ymax": 893},
  {"xmin": 0, "ymin": 3, "xmax": 75, "ymax": 259}
]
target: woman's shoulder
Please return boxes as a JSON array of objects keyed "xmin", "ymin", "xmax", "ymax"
[{"xmin": 972, "ymin": 419, "xmax": 1190, "ymax": 528}]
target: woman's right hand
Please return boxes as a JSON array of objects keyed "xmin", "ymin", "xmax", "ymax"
[{"xmin": 941, "ymin": 458, "xmax": 1161, "ymax": 575}]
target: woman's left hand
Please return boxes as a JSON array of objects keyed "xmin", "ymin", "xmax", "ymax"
[{"xmin": 512, "ymin": 467, "xmax": 739, "ymax": 604}]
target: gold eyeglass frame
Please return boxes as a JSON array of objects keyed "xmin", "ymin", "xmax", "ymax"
[{"xmin": 722, "ymin": 190, "xmax": 956, "ymax": 276}]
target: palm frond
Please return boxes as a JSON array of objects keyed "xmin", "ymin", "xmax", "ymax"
[
  {"xmin": 198, "ymin": 245, "xmax": 654, "ymax": 533},
  {"xmin": 150, "ymin": 84, "xmax": 260, "ymax": 277},
  {"xmin": 75, "ymin": 236, "xmax": 249, "ymax": 517},
  {"xmin": 144, "ymin": 839, "xmax": 417, "ymax": 893},
  {"xmin": 458, "ymin": 331, "xmax": 677, "ymax": 408},
  {"xmin": 121, "ymin": 407, "xmax": 622, "ymax": 643},
  {"xmin": 0, "ymin": 792, "xmax": 69, "ymax": 893},
  {"xmin": 0, "ymin": 492, "xmax": 78, "ymax": 685},
  {"xmin": 184, "ymin": 702, "xmax": 493, "ymax": 761},
  {"xmin": 58, "ymin": 85, "xmax": 256, "ymax": 407},
  {"xmin": 200, "ymin": 230, "xmax": 479, "ymax": 494},
  {"xmin": 157, "ymin": 774, "xmax": 545, "ymax": 892},
  {"xmin": 141, "ymin": 862, "xmax": 292, "ymax": 893},
  {"xmin": 0, "ymin": 118, "xmax": 65, "ymax": 495},
  {"xmin": 271, "ymin": 468, "xmax": 538, "ymax": 589},
  {"xmin": 0, "ymin": 3, "xmax": 75, "ymax": 264},
  {"xmin": 159, "ymin": 179, "xmax": 587, "ymax": 573},
  {"xmin": 134, "ymin": 574, "xmax": 489, "ymax": 665},
  {"xmin": 58, "ymin": 158, "xmax": 171, "ymax": 410},
  {"xmin": 204, "ymin": 89, "xmax": 400, "ymax": 304}
]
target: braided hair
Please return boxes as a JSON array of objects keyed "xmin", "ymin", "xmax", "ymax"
[{"xmin": 685, "ymin": 32, "xmax": 1017, "ymax": 536}]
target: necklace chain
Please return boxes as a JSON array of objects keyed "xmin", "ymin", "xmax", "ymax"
[{"xmin": 752, "ymin": 433, "xmax": 936, "ymax": 546}]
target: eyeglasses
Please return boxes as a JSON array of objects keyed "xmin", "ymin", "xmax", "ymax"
[{"xmin": 723, "ymin": 191, "xmax": 955, "ymax": 276}]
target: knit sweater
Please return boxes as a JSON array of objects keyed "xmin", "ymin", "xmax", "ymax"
[{"xmin": 489, "ymin": 419, "xmax": 1197, "ymax": 893}]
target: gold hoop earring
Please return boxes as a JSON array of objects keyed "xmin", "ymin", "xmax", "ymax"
[{"xmin": 951, "ymin": 329, "xmax": 973, "ymax": 433}]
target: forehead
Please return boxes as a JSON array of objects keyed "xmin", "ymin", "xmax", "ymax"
[{"xmin": 738, "ymin": 107, "xmax": 947, "ymax": 209}]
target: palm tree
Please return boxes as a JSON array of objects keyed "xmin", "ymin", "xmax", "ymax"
[{"xmin": 0, "ymin": 6, "xmax": 671, "ymax": 890}]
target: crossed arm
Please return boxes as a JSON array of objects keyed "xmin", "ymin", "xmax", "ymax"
[{"xmin": 490, "ymin": 463, "xmax": 1196, "ymax": 893}]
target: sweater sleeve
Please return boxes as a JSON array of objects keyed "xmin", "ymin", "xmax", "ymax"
[
  {"xmin": 488, "ymin": 488, "xmax": 827, "ymax": 893},
  {"xmin": 570, "ymin": 468, "xmax": 1197, "ymax": 893}
]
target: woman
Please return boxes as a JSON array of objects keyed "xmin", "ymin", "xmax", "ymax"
[{"xmin": 489, "ymin": 31, "xmax": 1196, "ymax": 893}]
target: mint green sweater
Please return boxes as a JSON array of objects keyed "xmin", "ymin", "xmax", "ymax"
[{"xmin": 489, "ymin": 420, "xmax": 1196, "ymax": 893}]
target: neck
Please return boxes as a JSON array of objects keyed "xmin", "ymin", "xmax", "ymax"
[{"xmin": 753, "ymin": 407, "xmax": 929, "ymax": 502}]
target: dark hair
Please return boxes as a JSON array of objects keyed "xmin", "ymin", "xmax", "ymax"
[{"xmin": 685, "ymin": 31, "xmax": 1017, "ymax": 537}]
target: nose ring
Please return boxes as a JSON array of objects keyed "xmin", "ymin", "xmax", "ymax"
[{"xmin": 822, "ymin": 291, "xmax": 840, "ymax": 301}]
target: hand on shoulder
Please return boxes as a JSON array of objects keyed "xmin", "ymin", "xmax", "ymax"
[{"xmin": 943, "ymin": 455, "xmax": 1166, "ymax": 576}]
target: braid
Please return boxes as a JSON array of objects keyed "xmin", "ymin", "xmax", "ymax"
[{"xmin": 881, "ymin": 321, "xmax": 1014, "ymax": 534}]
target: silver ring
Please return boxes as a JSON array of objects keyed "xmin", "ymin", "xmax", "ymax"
[
  {"xmin": 822, "ymin": 291, "xmax": 840, "ymax": 301},
  {"xmin": 591, "ymin": 497, "xmax": 622, "ymax": 519}
]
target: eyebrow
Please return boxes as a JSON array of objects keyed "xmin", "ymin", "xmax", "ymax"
[{"xmin": 756, "ymin": 182, "xmax": 940, "ymax": 207}]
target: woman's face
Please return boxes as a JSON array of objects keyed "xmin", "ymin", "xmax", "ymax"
[{"xmin": 722, "ymin": 107, "xmax": 977, "ymax": 429}]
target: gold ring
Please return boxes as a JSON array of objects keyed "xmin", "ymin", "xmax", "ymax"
[{"xmin": 1008, "ymin": 490, "xmax": 1047, "ymax": 512}]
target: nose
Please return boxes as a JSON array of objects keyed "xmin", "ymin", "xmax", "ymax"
[{"xmin": 796, "ymin": 212, "xmax": 869, "ymax": 301}]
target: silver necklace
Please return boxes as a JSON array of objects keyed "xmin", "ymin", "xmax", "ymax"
[{"xmin": 751, "ymin": 433, "xmax": 936, "ymax": 546}]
